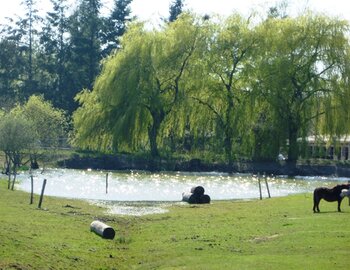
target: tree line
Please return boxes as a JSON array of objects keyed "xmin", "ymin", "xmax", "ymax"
[
  {"xmin": 0, "ymin": 0, "xmax": 183, "ymax": 179},
  {"xmin": 0, "ymin": 0, "xmax": 183, "ymax": 113},
  {"xmin": 1, "ymin": 0, "xmax": 350, "ymax": 167},
  {"xmin": 73, "ymin": 11, "xmax": 350, "ymax": 164}
]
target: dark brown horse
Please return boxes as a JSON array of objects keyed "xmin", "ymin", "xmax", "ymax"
[{"xmin": 313, "ymin": 184, "xmax": 350, "ymax": 213}]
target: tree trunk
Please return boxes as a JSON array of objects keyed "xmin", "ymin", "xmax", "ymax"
[
  {"xmin": 224, "ymin": 97, "xmax": 235, "ymax": 167},
  {"xmin": 288, "ymin": 126, "xmax": 299, "ymax": 162},
  {"xmin": 7, "ymin": 172, "xmax": 11, "ymax": 190},
  {"xmin": 148, "ymin": 108, "xmax": 165, "ymax": 158},
  {"xmin": 148, "ymin": 124, "xmax": 159, "ymax": 158},
  {"xmin": 11, "ymin": 166, "xmax": 17, "ymax": 191},
  {"xmin": 5, "ymin": 154, "xmax": 11, "ymax": 189},
  {"xmin": 224, "ymin": 135, "xmax": 233, "ymax": 167},
  {"xmin": 30, "ymin": 154, "xmax": 39, "ymax": 169}
]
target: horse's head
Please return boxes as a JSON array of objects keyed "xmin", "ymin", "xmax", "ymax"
[
  {"xmin": 341, "ymin": 189, "xmax": 350, "ymax": 198},
  {"xmin": 336, "ymin": 184, "xmax": 350, "ymax": 191}
]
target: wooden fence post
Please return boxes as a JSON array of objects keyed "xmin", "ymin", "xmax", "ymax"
[
  {"xmin": 11, "ymin": 169, "xmax": 17, "ymax": 191},
  {"xmin": 30, "ymin": 175, "xmax": 34, "ymax": 204},
  {"xmin": 38, "ymin": 179, "xmax": 47, "ymax": 209},
  {"xmin": 258, "ymin": 174, "xmax": 262, "ymax": 200},
  {"xmin": 106, "ymin": 173, "xmax": 109, "ymax": 194},
  {"xmin": 264, "ymin": 176, "xmax": 271, "ymax": 198},
  {"xmin": 348, "ymin": 180, "xmax": 350, "ymax": 206}
]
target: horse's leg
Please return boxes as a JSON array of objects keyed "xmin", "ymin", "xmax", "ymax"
[
  {"xmin": 338, "ymin": 198, "xmax": 343, "ymax": 212},
  {"xmin": 313, "ymin": 199, "xmax": 316, "ymax": 213},
  {"xmin": 313, "ymin": 195, "xmax": 320, "ymax": 213}
]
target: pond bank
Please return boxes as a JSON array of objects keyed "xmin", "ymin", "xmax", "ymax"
[{"xmin": 57, "ymin": 154, "xmax": 350, "ymax": 177}]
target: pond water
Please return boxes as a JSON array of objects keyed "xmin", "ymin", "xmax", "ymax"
[
  {"xmin": 17, "ymin": 168, "xmax": 350, "ymax": 201},
  {"xmin": 16, "ymin": 168, "xmax": 350, "ymax": 215}
]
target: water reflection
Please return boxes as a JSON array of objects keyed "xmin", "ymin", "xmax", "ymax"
[{"xmin": 16, "ymin": 168, "xmax": 350, "ymax": 201}]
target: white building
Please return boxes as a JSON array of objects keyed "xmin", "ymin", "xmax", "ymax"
[{"xmin": 302, "ymin": 135, "xmax": 350, "ymax": 160}]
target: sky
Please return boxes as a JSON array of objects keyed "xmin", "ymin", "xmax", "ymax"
[{"xmin": 0, "ymin": 0, "xmax": 350, "ymax": 25}]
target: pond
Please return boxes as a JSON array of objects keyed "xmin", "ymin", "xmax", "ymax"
[{"xmin": 16, "ymin": 168, "xmax": 350, "ymax": 215}]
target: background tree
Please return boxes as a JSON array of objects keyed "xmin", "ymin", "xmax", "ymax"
[
  {"xmin": 101, "ymin": 0, "xmax": 133, "ymax": 57},
  {"xmin": 267, "ymin": 0, "xmax": 288, "ymax": 19},
  {"xmin": 12, "ymin": 95, "xmax": 68, "ymax": 168},
  {"xmin": 73, "ymin": 14, "xmax": 204, "ymax": 157},
  {"xmin": 0, "ymin": 0, "xmax": 42, "ymax": 103},
  {"xmin": 255, "ymin": 14, "xmax": 350, "ymax": 162},
  {"xmin": 19, "ymin": 0, "xmax": 42, "ymax": 98},
  {"xmin": 248, "ymin": 98, "xmax": 284, "ymax": 161},
  {"xmin": 169, "ymin": 0, "xmax": 184, "ymax": 22},
  {"xmin": 320, "ymin": 57, "xmax": 350, "ymax": 137},
  {"xmin": 190, "ymin": 14, "xmax": 257, "ymax": 165},
  {"xmin": 0, "ymin": 114, "xmax": 34, "ymax": 189},
  {"xmin": 0, "ymin": 38, "xmax": 27, "ymax": 109},
  {"xmin": 38, "ymin": 0, "xmax": 70, "ymax": 110},
  {"xmin": 66, "ymin": 0, "xmax": 102, "ymax": 112}
]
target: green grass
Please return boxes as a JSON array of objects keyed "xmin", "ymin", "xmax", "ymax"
[{"xmin": 1, "ymin": 179, "xmax": 350, "ymax": 270}]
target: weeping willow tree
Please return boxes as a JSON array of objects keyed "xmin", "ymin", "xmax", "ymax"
[
  {"xmin": 73, "ymin": 13, "xmax": 204, "ymax": 157},
  {"xmin": 255, "ymin": 14, "xmax": 350, "ymax": 163},
  {"xmin": 246, "ymin": 96, "xmax": 285, "ymax": 161},
  {"xmin": 72, "ymin": 11, "xmax": 350, "ymax": 164},
  {"xmin": 315, "ymin": 45, "xmax": 350, "ymax": 154},
  {"xmin": 188, "ymin": 14, "xmax": 258, "ymax": 166}
]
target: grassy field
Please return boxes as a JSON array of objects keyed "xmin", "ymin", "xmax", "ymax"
[{"xmin": 1, "ymin": 179, "xmax": 350, "ymax": 270}]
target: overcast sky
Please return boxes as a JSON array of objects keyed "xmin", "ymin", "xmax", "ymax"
[{"xmin": 1, "ymin": 0, "xmax": 350, "ymax": 25}]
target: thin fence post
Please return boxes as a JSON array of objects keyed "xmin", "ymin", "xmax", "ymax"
[
  {"xmin": 38, "ymin": 179, "xmax": 47, "ymax": 209},
  {"xmin": 264, "ymin": 175, "xmax": 271, "ymax": 198},
  {"xmin": 258, "ymin": 174, "xmax": 262, "ymax": 200},
  {"xmin": 106, "ymin": 173, "xmax": 109, "ymax": 194},
  {"xmin": 11, "ymin": 170, "xmax": 17, "ymax": 191},
  {"xmin": 348, "ymin": 180, "xmax": 350, "ymax": 206},
  {"xmin": 30, "ymin": 175, "xmax": 34, "ymax": 204},
  {"xmin": 7, "ymin": 171, "xmax": 11, "ymax": 189}
]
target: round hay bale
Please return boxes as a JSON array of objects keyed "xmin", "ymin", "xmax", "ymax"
[
  {"xmin": 200, "ymin": 194, "xmax": 211, "ymax": 204},
  {"xmin": 190, "ymin": 186, "xmax": 205, "ymax": 196},
  {"xmin": 182, "ymin": 192, "xmax": 200, "ymax": 204}
]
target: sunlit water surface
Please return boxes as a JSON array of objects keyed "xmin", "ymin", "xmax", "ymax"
[{"xmin": 16, "ymin": 168, "xmax": 350, "ymax": 216}]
